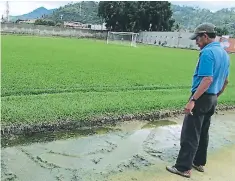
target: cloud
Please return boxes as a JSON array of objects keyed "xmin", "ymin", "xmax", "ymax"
[{"xmin": 0, "ymin": 1, "xmax": 71, "ymax": 16}]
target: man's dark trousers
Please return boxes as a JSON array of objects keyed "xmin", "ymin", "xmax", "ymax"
[{"xmin": 175, "ymin": 93, "xmax": 218, "ymax": 172}]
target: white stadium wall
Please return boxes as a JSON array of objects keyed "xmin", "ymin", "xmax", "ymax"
[
  {"xmin": 138, "ymin": 31, "xmax": 199, "ymax": 49},
  {"xmin": 138, "ymin": 31, "xmax": 222, "ymax": 50}
]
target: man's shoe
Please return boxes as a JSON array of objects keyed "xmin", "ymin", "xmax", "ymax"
[
  {"xmin": 166, "ymin": 166, "xmax": 191, "ymax": 178},
  {"xmin": 192, "ymin": 164, "xmax": 204, "ymax": 172}
]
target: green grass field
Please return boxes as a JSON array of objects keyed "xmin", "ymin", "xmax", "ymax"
[{"xmin": 1, "ymin": 35, "xmax": 235, "ymax": 125}]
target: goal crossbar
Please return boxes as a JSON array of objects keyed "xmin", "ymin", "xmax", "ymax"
[
  {"xmin": 107, "ymin": 31, "xmax": 139, "ymax": 47},
  {"xmin": 109, "ymin": 32, "xmax": 139, "ymax": 35}
]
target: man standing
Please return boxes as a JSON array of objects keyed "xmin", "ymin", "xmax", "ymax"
[{"xmin": 166, "ymin": 23, "xmax": 230, "ymax": 178}]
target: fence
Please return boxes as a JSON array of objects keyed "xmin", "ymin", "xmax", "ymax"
[
  {"xmin": 138, "ymin": 31, "xmax": 235, "ymax": 53},
  {"xmin": 1, "ymin": 23, "xmax": 108, "ymax": 39}
]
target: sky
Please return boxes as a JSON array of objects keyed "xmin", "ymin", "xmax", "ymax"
[{"xmin": 0, "ymin": 0, "xmax": 235, "ymax": 17}]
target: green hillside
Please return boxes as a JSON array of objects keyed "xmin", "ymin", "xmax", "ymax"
[
  {"xmin": 48, "ymin": 2, "xmax": 234, "ymax": 33},
  {"xmin": 47, "ymin": 1, "xmax": 102, "ymax": 24},
  {"xmin": 10, "ymin": 2, "xmax": 235, "ymax": 34},
  {"xmin": 172, "ymin": 5, "xmax": 235, "ymax": 33}
]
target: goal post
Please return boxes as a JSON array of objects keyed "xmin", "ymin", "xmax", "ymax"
[{"xmin": 107, "ymin": 31, "xmax": 139, "ymax": 47}]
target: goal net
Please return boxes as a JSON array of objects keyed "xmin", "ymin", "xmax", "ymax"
[{"xmin": 107, "ymin": 32, "xmax": 139, "ymax": 47}]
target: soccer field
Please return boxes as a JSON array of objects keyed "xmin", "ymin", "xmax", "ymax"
[{"xmin": 1, "ymin": 35, "xmax": 235, "ymax": 125}]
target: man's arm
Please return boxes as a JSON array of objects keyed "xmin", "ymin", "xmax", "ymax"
[
  {"xmin": 217, "ymin": 78, "xmax": 229, "ymax": 97},
  {"xmin": 191, "ymin": 50, "xmax": 214, "ymax": 100},
  {"xmin": 192, "ymin": 76, "xmax": 213, "ymax": 100}
]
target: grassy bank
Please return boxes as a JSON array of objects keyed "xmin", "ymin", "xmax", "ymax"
[{"xmin": 1, "ymin": 35, "xmax": 234, "ymax": 126}]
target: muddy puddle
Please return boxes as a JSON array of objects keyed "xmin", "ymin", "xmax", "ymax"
[{"xmin": 1, "ymin": 111, "xmax": 235, "ymax": 181}]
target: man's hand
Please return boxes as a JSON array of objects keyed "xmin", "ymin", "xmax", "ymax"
[{"xmin": 184, "ymin": 101, "xmax": 195, "ymax": 115}]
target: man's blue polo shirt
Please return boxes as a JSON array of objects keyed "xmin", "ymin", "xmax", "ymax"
[{"xmin": 191, "ymin": 42, "xmax": 230, "ymax": 94}]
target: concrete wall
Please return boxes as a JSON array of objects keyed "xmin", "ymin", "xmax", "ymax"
[
  {"xmin": 138, "ymin": 31, "xmax": 199, "ymax": 49},
  {"xmin": 138, "ymin": 31, "xmax": 222, "ymax": 50},
  {"xmin": 1, "ymin": 23, "xmax": 108, "ymax": 39}
]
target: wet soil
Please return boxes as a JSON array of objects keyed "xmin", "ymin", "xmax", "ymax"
[
  {"xmin": 1, "ymin": 110, "xmax": 235, "ymax": 181},
  {"xmin": 108, "ymin": 144, "xmax": 235, "ymax": 181},
  {"xmin": 2, "ymin": 105, "xmax": 234, "ymax": 137}
]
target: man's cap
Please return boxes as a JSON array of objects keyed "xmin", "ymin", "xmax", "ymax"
[{"xmin": 190, "ymin": 23, "xmax": 216, "ymax": 40}]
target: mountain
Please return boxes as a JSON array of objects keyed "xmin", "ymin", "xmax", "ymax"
[
  {"xmin": 47, "ymin": 2, "xmax": 234, "ymax": 33},
  {"xmin": 9, "ymin": 2, "xmax": 235, "ymax": 34},
  {"xmin": 47, "ymin": 1, "xmax": 102, "ymax": 24},
  {"xmin": 171, "ymin": 5, "xmax": 235, "ymax": 32},
  {"xmin": 11, "ymin": 7, "xmax": 56, "ymax": 21}
]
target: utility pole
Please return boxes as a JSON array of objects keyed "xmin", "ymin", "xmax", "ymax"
[{"xmin": 6, "ymin": 1, "xmax": 9, "ymax": 22}]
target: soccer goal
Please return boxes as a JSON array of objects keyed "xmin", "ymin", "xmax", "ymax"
[{"xmin": 107, "ymin": 32, "xmax": 139, "ymax": 47}]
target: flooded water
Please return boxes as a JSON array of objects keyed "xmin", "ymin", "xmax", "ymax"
[{"xmin": 1, "ymin": 111, "xmax": 235, "ymax": 181}]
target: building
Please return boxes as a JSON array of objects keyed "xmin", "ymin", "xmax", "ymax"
[
  {"xmin": 16, "ymin": 19, "xmax": 36, "ymax": 24},
  {"xmin": 64, "ymin": 21, "xmax": 87, "ymax": 29}
]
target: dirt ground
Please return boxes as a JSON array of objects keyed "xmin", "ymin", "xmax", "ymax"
[{"xmin": 108, "ymin": 144, "xmax": 235, "ymax": 181}]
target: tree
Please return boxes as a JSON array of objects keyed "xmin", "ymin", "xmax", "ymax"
[
  {"xmin": 136, "ymin": 1, "xmax": 174, "ymax": 31},
  {"xmin": 98, "ymin": 1, "xmax": 175, "ymax": 32},
  {"xmin": 98, "ymin": 1, "xmax": 126, "ymax": 31},
  {"xmin": 175, "ymin": 23, "xmax": 180, "ymax": 31},
  {"xmin": 34, "ymin": 19, "xmax": 56, "ymax": 26},
  {"xmin": 216, "ymin": 27, "xmax": 229, "ymax": 36}
]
